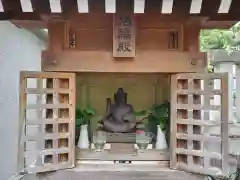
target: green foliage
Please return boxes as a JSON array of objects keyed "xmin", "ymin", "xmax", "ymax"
[
  {"xmin": 200, "ymin": 22, "xmax": 240, "ymax": 54},
  {"xmin": 147, "ymin": 102, "xmax": 169, "ymax": 132},
  {"xmin": 207, "ymin": 167, "xmax": 240, "ymax": 180},
  {"xmin": 135, "ymin": 101, "xmax": 170, "ymax": 136},
  {"xmin": 75, "ymin": 106, "xmax": 96, "ymax": 127}
]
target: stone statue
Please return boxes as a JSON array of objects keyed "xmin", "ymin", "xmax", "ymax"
[{"xmin": 100, "ymin": 88, "xmax": 137, "ymax": 133}]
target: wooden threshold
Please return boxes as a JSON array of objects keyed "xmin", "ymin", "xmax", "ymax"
[
  {"xmin": 73, "ymin": 163, "xmax": 173, "ymax": 171},
  {"xmin": 76, "ymin": 148, "xmax": 170, "ymax": 161}
]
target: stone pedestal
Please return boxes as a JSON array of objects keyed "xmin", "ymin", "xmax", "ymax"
[
  {"xmin": 106, "ymin": 133, "xmax": 136, "ymax": 143},
  {"xmin": 109, "ymin": 143, "xmax": 135, "ymax": 154}
]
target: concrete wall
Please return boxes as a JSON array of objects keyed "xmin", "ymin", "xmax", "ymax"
[{"xmin": 0, "ymin": 21, "xmax": 45, "ymax": 180}]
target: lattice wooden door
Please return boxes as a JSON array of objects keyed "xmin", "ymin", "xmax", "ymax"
[
  {"xmin": 18, "ymin": 71, "xmax": 76, "ymax": 173},
  {"xmin": 170, "ymin": 73, "xmax": 228, "ymax": 177}
]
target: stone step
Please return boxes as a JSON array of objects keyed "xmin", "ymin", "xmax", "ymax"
[{"xmin": 37, "ymin": 164, "xmax": 204, "ymax": 180}]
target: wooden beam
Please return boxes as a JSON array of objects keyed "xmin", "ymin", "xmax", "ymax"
[
  {"xmin": 11, "ymin": 20, "xmax": 47, "ymax": 29},
  {"xmin": 0, "ymin": 12, "xmax": 41, "ymax": 20},
  {"xmin": 201, "ymin": 20, "xmax": 236, "ymax": 29},
  {"xmin": 188, "ymin": 8, "xmax": 240, "ymax": 21},
  {"xmin": 172, "ymin": 0, "xmax": 191, "ymax": 15},
  {"xmin": 1, "ymin": 0, "xmax": 22, "ymax": 13},
  {"xmin": 87, "ymin": 0, "xmax": 105, "ymax": 12},
  {"xmin": 208, "ymin": 14, "xmax": 240, "ymax": 21},
  {"xmin": 42, "ymin": 50, "xmax": 206, "ymax": 73},
  {"xmin": 20, "ymin": 0, "xmax": 33, "ymax": 12},
  {"xmin": 30, "ymin": 0, "xmax": 51, "ymax": 14},
  {"xmin": 145, "ymin": 0, "xmax": 162, "ymax": 13},
  {"xmin": 105, "ymin": 0, "xmax": 116, "ymax": 13},
  {"xmin": 134, "ymin": 0, "xmax": 145, "ymax": 14},
  {"xmin": 60, "ymin": 0, "xmax": 78, "ymax": 15},
  {"xmin": 228, "ymin": 0, "xmax": 240, "ymax": 15},
  {"xmin": 0, "ymin": 12, "xmax": 13, "ymax": 20},
  {"xmin": 201, "ymin": 0, "xmax": 221, "ymax": 16},
  {"xmin": 116, "ymin": 0, "xmax": 133, "ymax": 13},
  {"xmin": 0, "ymin": 0, "xmax": 239, "ymax": 21}
]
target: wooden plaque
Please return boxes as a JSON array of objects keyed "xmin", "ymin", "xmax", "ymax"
[{"xmin": 113, "ymin": 13, "xmax": 136, "ymax": 58}]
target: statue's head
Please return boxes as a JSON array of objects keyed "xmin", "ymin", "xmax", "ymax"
[{"xmin": 114, "ymin": 88, "xmax": 127, "ymax": 104}]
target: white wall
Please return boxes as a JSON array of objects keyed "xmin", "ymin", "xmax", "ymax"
[{"xmin": 0, "ymin": 21, "xmax": 44, "ymax": 180}]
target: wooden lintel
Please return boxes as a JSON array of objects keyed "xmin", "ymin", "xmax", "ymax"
[
  {"xmin": 41, "ymin": 50, "xmax": 206, "ymax": 73},
  {"xmin": 201, "ymin": 20, "xmax": 237, "ymax": 29},
  {"xmin": 40, "ymin": 14, "xmax": 69, "ymax": 23},
  {"xmin": 11, "ymin": 20, "xmax": 47, "ymax": 29},
  {"xmin": 208, "ymin": 14, "xmax": 240, "ymax": 21},
  {"xmin": 0, "ymin": 12, "xmax": 41, "ymax": 20}
]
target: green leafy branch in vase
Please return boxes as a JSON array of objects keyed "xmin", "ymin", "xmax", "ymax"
[
  {"xmin": 75, "ymin": 106, "xmax": 96, "ymax": 127},
  {"xmin": 134, "ymin": 101, "xmax": 170, "ymax": 143}
]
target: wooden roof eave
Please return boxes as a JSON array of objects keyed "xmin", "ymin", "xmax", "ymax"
[{"xmin": 0, "ymin": 0, "xmax": 240, "ymax": 23}]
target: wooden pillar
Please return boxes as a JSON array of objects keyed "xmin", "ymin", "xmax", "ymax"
[
  {"xmin": 42, "ymin": 20, "xmax": 69, "ymax": 67},
  {"xmin": 213, "ymin": 62, "xmax": 234, "ymax": 122},
  {"xmin": 48, "ymin": 21, "xmax": 68, "ymax": 52},
  {"xmin": 184, "ymin": 19, "xmax": 207, "ymax": 68}
]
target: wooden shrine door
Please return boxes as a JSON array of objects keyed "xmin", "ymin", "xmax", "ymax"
[
  {"xmin": 18, "ymin": 71, "xmax": 76, "ymax": 173},
  {"xmin": 170, "ymin": 73, "xmax": 229, "ymax": 177}
]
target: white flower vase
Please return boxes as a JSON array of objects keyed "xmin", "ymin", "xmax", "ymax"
[
  {"xmin": 77, "ymin": 124, "xmax": 89, "ymax": 149},
  {"xmin": 155, "ymin": 125, "xmax": 168, "ymax": 150}
]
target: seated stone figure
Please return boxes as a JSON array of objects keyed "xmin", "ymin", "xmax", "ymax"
[{"xmin": 99, "ymin": 88, "xmax": 137, "ymax": 133}]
